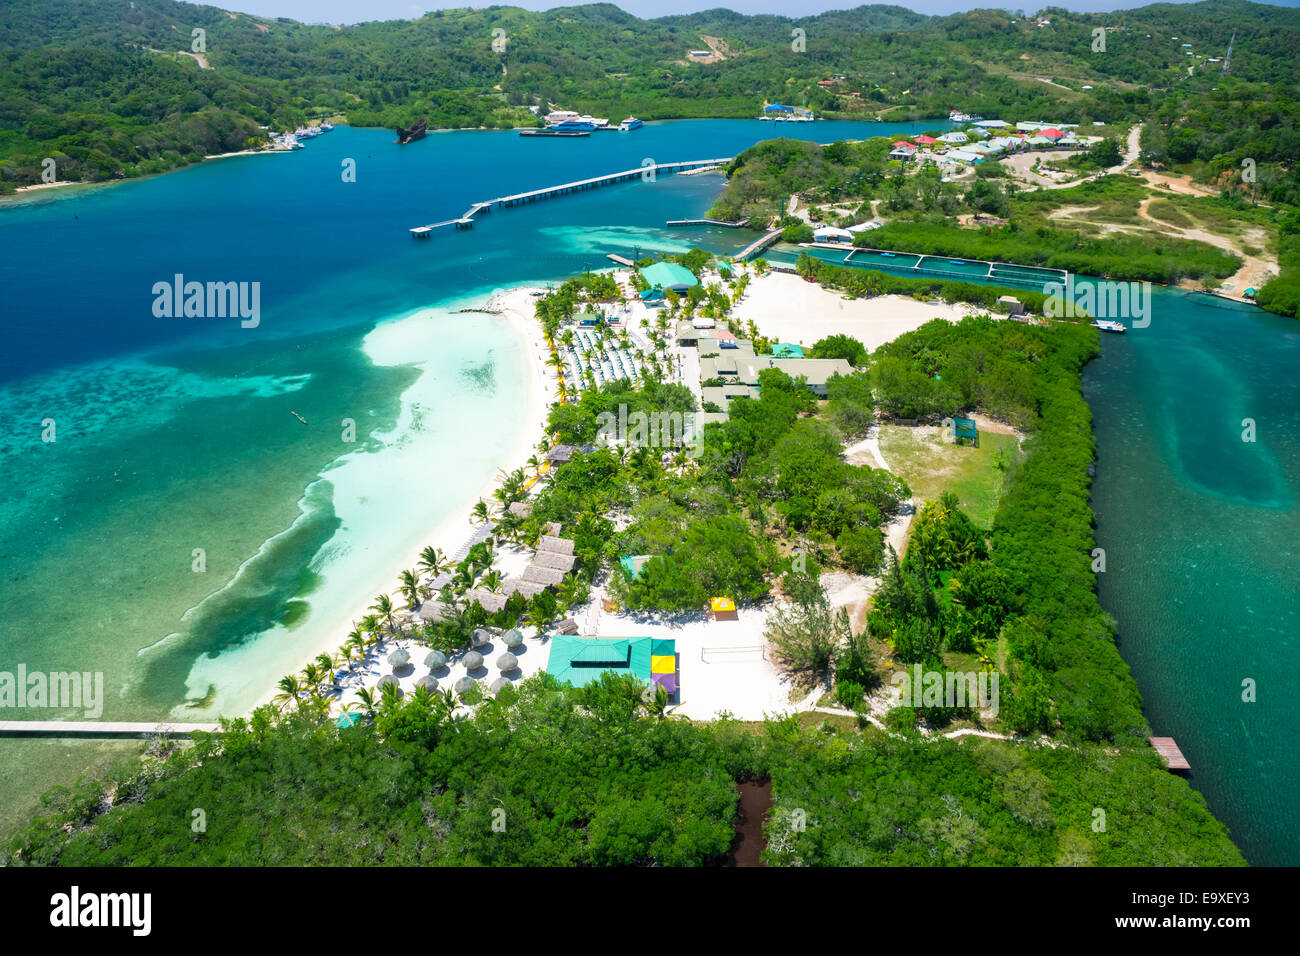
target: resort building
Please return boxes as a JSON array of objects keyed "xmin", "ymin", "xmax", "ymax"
[
  {"xmin": 813, "ymin": 225, "xmax": 854, "ymax": 243},
  {"xmin": 545, "ymin": 636, "xmax": 678, "ymax": 697},
  {"xmin": 639, "ymin": 262, "xmax": 699, "ymax": 293}
]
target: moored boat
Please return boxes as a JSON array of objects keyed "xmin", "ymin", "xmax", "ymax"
[
  {"xmin": 618, "ymin": 116, "xmax": 643, "ymax": 131},
  {"xmin": 1091, "ymin": 319, "xmax": 1127, "ymax": 333}
]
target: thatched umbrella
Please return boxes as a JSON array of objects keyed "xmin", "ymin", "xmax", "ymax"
[
  {"xmin": 388, "ymin": 647, "xmax": 410, "ymax": 668},
  {"xmin": 489, "ymin": 677, "xmax": 510, "ymax": 695},
  {"xmin": 454, "ymin": 676, "xmax": 476, "ymax": 697},
  {"xmin": 463, "ymin": 650, "xmax": 484, "ymax": 671},
  {"xmin": 415, "ymin": 675, "xmax": 439, "ymax": 693},
  {"xmin": 376, "ymin": 674, "xmax": 400, "ymax": 691},
  {"xmin": 424, "ymin": 650, "xmax": 447, "ymax": 670},
  {"xmin": 497, "ymin": 652, "xmax": 518, "ymax": 672},
  {"xmin": 503, "ymin": 629, "xmax": 524, "ymax": 648},
  {"xmin": 471, "ymin": 628, "xmax": 492, "ymax": 647}
]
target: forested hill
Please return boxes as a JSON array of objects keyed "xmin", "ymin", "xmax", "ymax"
[{"xmin": 0, "ymin": 0, "xmax": 1297, "ymax": 190}]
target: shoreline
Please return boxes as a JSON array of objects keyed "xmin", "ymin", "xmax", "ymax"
[{"xmin": 237, "ymin": 284, "xmax": 558, "ymax": 716}]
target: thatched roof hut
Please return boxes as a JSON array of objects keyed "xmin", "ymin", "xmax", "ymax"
[
  {"xmin": 537, "ymin": 535, "xmax": 575, "ymax": 556},
  {"xmin": 416, "ymin": 602, "xmax": 448, "ymax": 623},
  {"xmin": 388, "ymin": 648, "xmax": 410, "ymax": 668},
  {"xmin": 533, "ymin": 550, "xmax": 577, "ymax": 573},
  {"xmin": 502, "ymin": 579, "xmax": 547, "ymax": 600},
  {"xmin": 554, "ymin": 618, "xmax": 579, "ymax": 635},
  {"xmin": 508, "ymin": 501, "xmax": 533, "ymax": 517},
  {"xmin": 522, "ymin": 564, "xmax": 566, "ymax": 587},
  {"xmin": 424, "ymin": 650, "xmax": 447, "ymax": 669},
  {"xmin": 464, "ymin": 590, "xmax": 507, "ymax": 613},
  {"xmin": 497, "ymin": 652, "xmax": 518, "ymax": 672},
  {"xmin": 454, "ymin": 676, "xmax": 476, "ymax": 697},
  {"xmin": 463, "ymin": 650, "xmax": 485, "ymax": 670}
]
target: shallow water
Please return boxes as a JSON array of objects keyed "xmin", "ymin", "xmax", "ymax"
[{"xmin": 0, "ymin": 118, "xmax": 939, "ymax": 834}]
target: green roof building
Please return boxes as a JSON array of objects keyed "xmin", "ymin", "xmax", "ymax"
[
  {"xmin": 639, "ymin": 262, "xmax": 699, "ymax": 292},
  {"xmin": 546, "ymin": 635, "xmax": 678, "ymax": 695}
]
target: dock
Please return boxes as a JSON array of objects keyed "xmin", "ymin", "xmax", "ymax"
[
  {"xmin": 1149, "ymin": 737, "xmax": 1191, "ymax": 771},
  {"xmin": 666, "ymin": 217, "xmax": 750, "ymax": 228},
  {"xmin": 410, "ymin": 159, "xmax": 731, "ymax": 237},
  {"xmin": 0, "ymin": 721, "xmax": 220, "ymax": 739},
  {"xmin": 606, "ymin": 254, "xmax": 635, "ymax": 267},
  {"xmin": 736, "ymin": 227, "xmax": 783, "ymax": 261}
]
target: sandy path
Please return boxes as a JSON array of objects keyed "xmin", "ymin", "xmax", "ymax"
[{"xmin": 1135, "ymin": 198, "xmax": 1275, "ymax": 293}]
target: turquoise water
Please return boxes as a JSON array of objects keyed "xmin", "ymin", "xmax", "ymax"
[
  {"xmin": 763, "ymin": 247, "xmax": 1298, "ymax": 864},
  {"xmin": 1083, "ymin": 290, "xmax": 1299, "ymax": 866},
  {"xmin": 0, "ymin": 118, "xmax": 939, "ymax": 834},
  {"xmin": 2, "ymin": 120, "xmax": 1293, "ymax": 865}
]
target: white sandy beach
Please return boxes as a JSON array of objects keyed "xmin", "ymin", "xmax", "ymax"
[
  {"xmin": 177, "ymin": 286, "xmax": 557, "ymax": 719},
  {"xmin": 729, "ymin": 270, "xmax": 984, "ymax": 350},
  {"xmin": 252, "ymin": 270, "xmax": 951, "ymax": 724}
]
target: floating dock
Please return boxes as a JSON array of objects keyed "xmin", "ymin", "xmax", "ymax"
[
  {"xmin": 1149, "ymin": 736, "xmax": 1191, "ymax": 771},
  {"xmin": 0, "ymin": 721, "xmax": 220, "ymax": 739},
  {"xmin": 410, "ymin": 159, "xmax": 731, "ymax": 237}
]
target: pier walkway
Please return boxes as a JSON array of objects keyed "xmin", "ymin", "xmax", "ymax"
[
  {"xmin": 0, "ymin": 721, "xmax": 220, "ymax": 738},
  {"xmin": 736, "ymin": 227, "xmax": 783, "ymax": 261},
  {"xmin": 666, "ymin": 217, "xmax": 750, "ymax": 228},
  {"xmin": 411, "ymin": 159, "xmax": 731, "ymax": 236}
]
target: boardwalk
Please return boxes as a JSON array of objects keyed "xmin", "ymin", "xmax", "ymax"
[
  {"xmin": 0, "ymin": 721, "xmax": 219, "ymax": 738},
  {"xmin": 411, "ymin": 158, "xmax": 732, "ymax": 235},
  {"xmin": 736, "ymin": 227, "xmax": 783, "ymax": 261}
]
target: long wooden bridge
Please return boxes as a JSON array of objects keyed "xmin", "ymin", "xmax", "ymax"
[
  {"xmin": 735, "ymin": 227, "xmax": 783, "ymax": 261},
  {"xmin": 0, "ymin": 720, "xmax": 220, "ymax": 738},
  {"xmin": 411, "ymin": 158, "xmax": 732, "ymax": 237}
]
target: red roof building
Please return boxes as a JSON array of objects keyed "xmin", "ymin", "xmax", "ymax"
[
  {"xmin": 891, "ymin": 141, "xmax": 917, "ymax": 150},
  {"xmin": 913, "ymin": 135, "xmax": 937, "ymax": 145},
  {"xmin": 1041, "ymin": 127, "xmax": 1065, "ymax": 138}
]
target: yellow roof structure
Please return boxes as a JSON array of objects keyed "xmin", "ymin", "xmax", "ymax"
[{"xmin": 710, "ymin": 596, "xmax": 736, "ymax": 613}]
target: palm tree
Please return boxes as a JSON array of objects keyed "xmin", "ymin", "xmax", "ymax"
[
  {"xmin": 315, "ymin": 653, "xmax": 336, "ymax": 686},
  {"xmin": 524, "ymin": 606, "xmax": 553, "ymax": 633},
  {"xmin": 480, "ymin": 570, "xmax": 504, "ymax": 594},
  {"xmin": 274, "ymin": 674, "xmax": 303, "ymax": 711},
  {"xmin": 525, "ymin": 454, "xmax": 541, "ymax": 471},
  {"xmin": 345, "ymin": 629, "xmax": 367, "ymax": 663},
  {"xmin": 418, "ymin": 546, "xmax": 450, "ymax": 579},
  {"xmin": 359, "ymin": 614, "xmax": 383, "ymax": 644},
  {"xmin": 470, "ymin": 499, "xmax": 493, "ymax": 526},
  {"xmin": 354, "ymin": 687, "xmax": 377, "ymax": 718},
  {"xmin": 378, "ymin": 681, "xmax": 403, "ymax": 715},
  {"xmin": 397, "ymin": 568, "xmax": 421, "ymax": 610},
  {"xmin": 369, "ymin": 594, "xmax": 397, "ymax": 634},
  {"xmin": 302, "ymin": 662, "xmax": 323, "ymax": 692}
]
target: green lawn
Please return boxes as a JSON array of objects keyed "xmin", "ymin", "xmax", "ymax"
[{"xmin": 878, "ymin": 424, "xmax": 1022, "ymax": 529}]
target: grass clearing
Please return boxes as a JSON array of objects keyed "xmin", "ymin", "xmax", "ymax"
[{"xmin": 878, "ymin": 423, "xmax": 1023, "ymax": 529}]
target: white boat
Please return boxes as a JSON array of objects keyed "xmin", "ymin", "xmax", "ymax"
[
  {"xmin": 1091, "ymin": 319, "xmax": 1127, "ymax": 333},
  {"xmin": 618, "ymin": 116, "xmax": 643, "ymax": 131}
]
